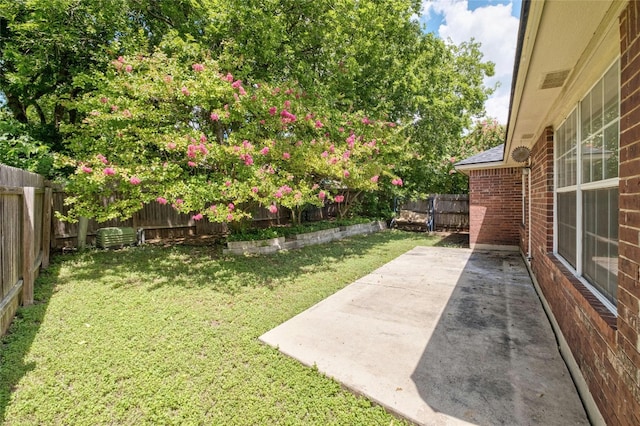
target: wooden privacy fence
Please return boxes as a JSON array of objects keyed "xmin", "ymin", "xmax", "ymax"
[
  {"xmin": 0, "ymin": 165, "xmax": 52, "ymax": 335},
  {"xmin": 51, "ymin": 194, "xmax": 344, "ymax": 249},
  {"xmin": 398, "ymin": 194, "xmax": 469, "ymax": 231}
]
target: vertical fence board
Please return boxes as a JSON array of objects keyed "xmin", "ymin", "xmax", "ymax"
[
  {"xmin": 22, "ymin": 187, "xmax": 36, "ymax": 306},
  {"xmin": 1, "ymin": 164, "xmax": 47, "ymax": 334}
]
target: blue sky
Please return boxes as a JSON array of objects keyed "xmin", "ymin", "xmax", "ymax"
[{"xmin": 420, "ymin": 0, "xmax": 522, "ymax": 123}]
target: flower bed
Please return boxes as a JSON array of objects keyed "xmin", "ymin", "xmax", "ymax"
[{"xmin": 223, "ymin": 220, "xmax": 386, "ymax": 255}]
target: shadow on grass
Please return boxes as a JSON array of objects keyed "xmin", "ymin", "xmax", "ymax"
[
  {"xmin": 0, "ymin": 262, "xmax": 60, "ymax": 423},
  {"xmin": 56, "ymin": 230, "xmax": 437, "ymax": 295}
]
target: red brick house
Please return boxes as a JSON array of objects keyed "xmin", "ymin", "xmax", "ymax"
[{"xmin": 456, "ymin": 1, "xmax": 640, "ymax": 424}]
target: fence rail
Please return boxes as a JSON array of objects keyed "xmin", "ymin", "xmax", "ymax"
[{"xmin": 0, "ymin": 165, "xmax": 51, "ymax": 335}]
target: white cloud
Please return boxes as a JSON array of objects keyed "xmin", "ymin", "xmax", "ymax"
[{"xmin": 422, "ymin": 0, "xmax": 520, "ymax": 123}]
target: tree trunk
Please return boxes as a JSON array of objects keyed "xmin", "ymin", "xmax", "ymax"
[{"xmin": 77, "ymin": 216, "xmax": 89, "ymax": 249}]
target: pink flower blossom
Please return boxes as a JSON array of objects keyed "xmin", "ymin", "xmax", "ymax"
[
  {"xmin": 100, "ymin": 97, "xmax": 108, "ymax": 104},
  {"xmin": 238, "ymin": 86, "xmax": 247, "ymax": 96},
  {"xmin": 117, "ymin": 56, "xmax": 124, "ymax": 63},
  {"xmin": 129, "ymin": 176, "xmax": 141, "ymax": 185},
  {"xmin": 342, "ymin": 151, "xmax": 351, "ymax": 160},
  {"xmin": 269, "ymin": 106, "xmax": 277, "ymax": 116},
  {"xmin": 225, "ymin": 180, "xmax": 232, "ymax": 187},
  {"xmin": 361, "ymin": 117, "xmax": 371, "ymax": 125},
  {"xmin": 226, "ymin": 213, "xmax": 234, "ymax": 221},
  {"xmin": 167, "ymin": 142, "xmax": 177, "ymax": 150},
  {"xmin": 315, "ymin": 120, "xmax": 323, "ymax": 128},
  {"xmin": 97, "ymin": 154, "xmax": 109, "ymax": 165},
  {"xmin": 122, "ymin": 109, "xmax": 132, "ymax": 118},
  {"xmin": 318, "ymin": 191, "xmax": 326, "ymax": 200},
  {"xmin": 338, "ymin": 127, "xmax": 344, "ymax": 133},
  {"xmin": 329, "ymin": 144, "xmax": 335, "ymax": 153},
  {"xmin": 242, "ymin": 140, "xmax": 253, "ymax": 149},
  {"xmin": 284, "ymin": 100, "xmax": 291, "ymax": 109},
  {"xmin": 188, "ymin": 161, "xmax": 197, "ymax": 167},
  {"xmin": 228, "ymin": 203, "xmax": 235, "ymax": 211},
  {"xmin": 125, "ymin": 65, "xmax": 133, "ymax": 73},
  {"xmin": 274, "ymin": 190, "xmax": 283, "ymax": 199},
  {"xmin": 181, "ymin": 86, "xmax": 190, "ymax": 96},
  {"xmin": 268, "ymin": 204, "xmax": 278, "ymax": 214},
  {"xmin": 312, "ymin": 184, "xmax": 319, "ymax": 190},
  {"xmin": 111, "ymin": 105, "xmax": 119, "ymax": 112},
  {"xmin": 103, "ymin": 167, "xmax": 116, "ymax": 176},
  {"xmin": 449, "ymin": 157, "xmax": 456, "ymax": 163},
  {"xmin": 305, "ymin": 113, "xmax": 313, "ymax": 121},
  {"xmin": 321, "ymin": 151, "xmax": 329, "ymax": 158},
  {"xmin": 225, "ymin": 72, "xmax": 234, "ymax": 82},
  {"xmin": 387, "ymin": 122, "xmax": 396, "ymax": 127},
  {"xmin": 329, "ymin": 157, "xmax": 338, "ymax": 165},
  {"xmin": 242, "ymin": 154, "xmax": 254, "ymax": 166},
  {"xmin": 156, "ymin": 197, "xmax": 168, "ymax": 205},
  {"xmin": 81, "ymin": 165, "xmax": 92, "ymax": 173},
  {"xmin": 175, "ymin": 199, "xmax": 184, "ymax": 206},
  {"xmin": 210, "ymin": 204, "xmax": 217, "ymax": 211},
  {"xmin": 259, "ymin": 119, "xmax": 266, "ymax": 125},
  {"xmin": 260, "ymin": 146, "xmax": 270, "ymax": 155},
  {"xmin": 210, "ymin": 112, "xmax": 219, "ymax": 121},
  {"xmin": 90, "ymin": 110, "xmax": 100, "ymax": 116},
  {"xmin": 280, "ymin": 185, "xmax": 292, "ymax": 194},
  {"xmin": 391, "ymin": 178, "xmax": 403, "ymax": 186},
  {"xmin": 252, "ymin": 187, "xmax": 259, "ymax": 193},
  {"xmin": 280, "ymin": 109, "xmax": 297, "ymax": 123},
  {"xmin": 164, "ymin": 75, "xmax": 173, "ymax": 83},
  {"xmin": 370, "ymin": 175, "xmax": 379, "ymax": 183},
  {"xmin": 192, "ymin": 63, "xmax": 205, "ymax": 72},
  {"xmin": 343, "ymin": 170, "xmax": 350, "ymax": 178},
  {"xmin": 294, "ymin": 191, "xmax": 302, "ymax": 200},
  {"xmin": 282, "ymin": 152, "xmax": 291, "ymax": 160},
  {"xmin": 335, "ymin": 195, "xmax": 345, "ymax": 203},
  {"xmin": 192, "ymin": 213, "xmax": 204, "ymax": 220},
  {"xmin": 231, "ymin": 80, "xmax": 242, "ymax": 89}
]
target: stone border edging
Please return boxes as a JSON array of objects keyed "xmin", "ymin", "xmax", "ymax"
[{"xmin": 223, "ymin": 221, "xmax": 387, "ymax": 255}]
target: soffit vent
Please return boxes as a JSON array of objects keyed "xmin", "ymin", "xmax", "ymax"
[
  {"xmin": 521, "ymin": 133, "xmax": 535, "ymax": 140},
  {"xmin": 540, "ymin": 69, "xmax": 570, "ymax": 90}
]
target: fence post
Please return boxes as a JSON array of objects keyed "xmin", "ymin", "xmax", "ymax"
[
  {"xmin": 41, "ymin": 187, "xmax": 52, "ymax": 268},
  {"xmin": 77, "ymin": 216, "xmax": 88, "ymax": 249},
  {"xmin": 22, "ymin": 187, "xmax": 36, "ymax": 306}
]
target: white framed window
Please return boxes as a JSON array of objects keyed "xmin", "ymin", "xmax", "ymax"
[{"xmin": 554, "ymin": 59, "xmax": 619, "ymax": 310}]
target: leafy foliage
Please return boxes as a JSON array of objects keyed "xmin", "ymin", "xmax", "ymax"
[
  {"xmin": 1, "ymin": 0, "xmax": 496, "ymax": 208},
  {"xmin": 61, "ymin": 52, "xmax": 407, "ymax": 223}
]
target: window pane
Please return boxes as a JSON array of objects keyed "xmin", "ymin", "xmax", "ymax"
[
  {"xmin": 582, "ymin": 188, "xmax": 618, "ymax": 305},
  {"xmin": 604, "ymin": 123, "xmax": 619, "ymax": 179},
  {"xmin": 558, "ymin": 191, "xmax": 577, "ymax": 268},
  {"xmin": 581, "ymin": 92, "xmax": 592, "ymax": 140},
  {"xmin": 604, "ymin": 65, "xmax": 618, "ymax": 126}
]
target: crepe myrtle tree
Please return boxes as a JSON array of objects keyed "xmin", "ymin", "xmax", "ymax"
[{"xmin": 61, "ymin": 52, "xmax": 407, "ymax": 225}]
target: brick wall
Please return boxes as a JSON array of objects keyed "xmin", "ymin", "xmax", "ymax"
[
  {"xmin": 468, "ymin": 167, "xmax": 521, "ymax": 247},
  {"xmin": 617, "ymin": 1, "xmax": 640, "ymax": 423},
  {"xmin": 525, "ymin": 3, "xmax": 640, "ymax": 423}
]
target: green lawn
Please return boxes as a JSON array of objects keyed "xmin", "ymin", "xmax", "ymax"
[{"xmin": 1, "ymin": 230, "xmax": 452, "ymax": 425}]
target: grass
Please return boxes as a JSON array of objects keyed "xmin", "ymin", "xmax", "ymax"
[{"xmin": 1, "ymin": 230, "xmax": 453, "ymax": 425}]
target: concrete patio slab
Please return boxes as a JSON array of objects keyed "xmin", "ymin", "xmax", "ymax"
[{"xmin": 259, "ymin": 246, "xmax": 589, "ymax": 425}]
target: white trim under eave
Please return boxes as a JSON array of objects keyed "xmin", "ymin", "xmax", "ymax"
[{"xmin": 454, "ymin": 161, "xmax": 510, "ymax": 175}]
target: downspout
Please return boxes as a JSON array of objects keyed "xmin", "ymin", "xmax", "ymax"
[
  {"xmin": 522, "ymin": 164, "xmax": 532, "ymax": 260},
  {"xmin": 528, "ymin": 162, "xmax": 532, "ymax": 260}
]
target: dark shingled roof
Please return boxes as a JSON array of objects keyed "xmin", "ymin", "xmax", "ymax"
[{"xmin": 455, "ymin": 144, "xmax": 505, "ymax": 167}]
